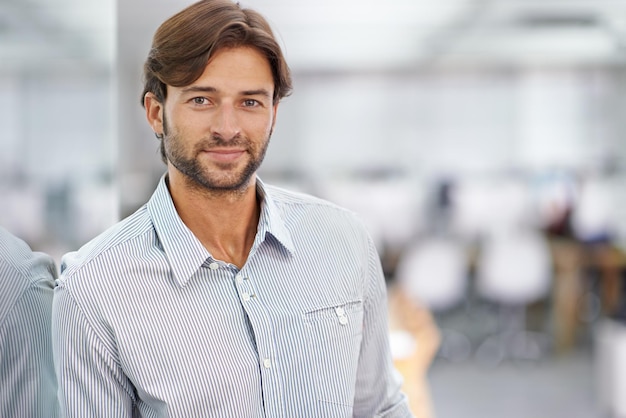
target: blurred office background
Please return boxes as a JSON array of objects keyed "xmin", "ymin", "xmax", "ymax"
[{"xmin": 2, "ymin": 0, "xmax": 626, "ymax": 416}]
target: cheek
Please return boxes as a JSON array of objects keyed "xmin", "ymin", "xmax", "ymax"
[
  {"xmin": 242, "ymin": 117, "xmax": 273, "ymax": 140},
  {"xmin": 169, "ymin": 113, "xmax": 203, "ymax": 137},
  {"xmin": 259, "ymin": 115, "xmax": 276, "ymax": 136}
]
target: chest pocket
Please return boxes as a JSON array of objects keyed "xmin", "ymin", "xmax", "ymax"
[{"xmin": 304, "ymin": 300, "xmax": 364, "ymax": 411}]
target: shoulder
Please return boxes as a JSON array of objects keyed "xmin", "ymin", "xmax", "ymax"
[
  {"xmin": 59, "ymin": 205, "xmax": 154, "ymax": 284},
  {"xmin": 264, "ymin": 184, "xmax": 372, "ymax": 242},
  {"xmin": 0, "ymin": 227, "xmax": 56, "ymax": 319},
  {"xmin": 0, "ymin": 227, "xmax": 56, "ymax": 285},
  {"xmin": 265, "ymin": 184, "xmax": 355, "ymax": 218}
]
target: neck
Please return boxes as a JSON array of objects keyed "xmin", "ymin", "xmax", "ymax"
[{"xmin": 166, "ymin": 171, "xmax": 261, "ymax": 269}]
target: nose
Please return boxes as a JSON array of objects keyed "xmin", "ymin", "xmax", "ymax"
[{"xmin": 212, "ymin": 104, "xmax": 241, "ymax": 140}]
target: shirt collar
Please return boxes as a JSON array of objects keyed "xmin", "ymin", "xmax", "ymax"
[
  {"xmin": 147, "ymin": 174, "xmax": 294, "ymax": 287},
  {"xmin": 147, "ymin": 175, "xmax": 211, "ymax": 287},
  {"xmin": 255, "ymin": 178, "xmax": 295, "ymax": 256}
]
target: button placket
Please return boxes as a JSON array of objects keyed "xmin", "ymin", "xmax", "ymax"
[
  {"xmin": 235, "ymin": 272, "xmax": 256, "ymax": 303},
  {"xmin": 231, "ymin": 266, "xmax": 280, "ymax": 415}
]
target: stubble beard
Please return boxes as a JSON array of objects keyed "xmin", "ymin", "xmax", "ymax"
[{"xmin": 162, "ymin": 115, "xmax": 270, "ymax": 196}]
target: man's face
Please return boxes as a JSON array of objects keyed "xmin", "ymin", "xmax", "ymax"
[{"xmin": 155, "ymin": 46, "xmax": 278, "ymax": 193}]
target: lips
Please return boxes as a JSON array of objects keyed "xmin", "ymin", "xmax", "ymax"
[{"xmin": 202, "ymin": 148, "xmax": 246, "ymax": 163}]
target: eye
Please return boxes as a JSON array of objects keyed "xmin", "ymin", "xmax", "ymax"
[
  {"xmin": 191, "ymin": 97, "xmax": 209, "ymax": 105},
  {"xmin": 243, "ymin": 99, "xmax": 260, "ymax": 107}
]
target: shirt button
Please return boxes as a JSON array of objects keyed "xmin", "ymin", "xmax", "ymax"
[
  {"xmin": 235, "ymin": 274, "xmax": 243, "ymax": 284},
  {"xmin": 209, "ymin": 262, "xmax": 219, "ymax": 270},
  {"xmin": 242, "ymin": 292, "xmax": 251, "ymax": 302},
  {"xmin": 335, "ymin": 307, "xmax": 345, "ymax": 317},
  {"xmin": 339, "ymin": 316, "xmax": 349, "ymax": 325},
  {"xmin": 263, "ymin": 358, "xmax": 272, "ymax": 369}
]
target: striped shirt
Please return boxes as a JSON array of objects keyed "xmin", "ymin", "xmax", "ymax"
[
  {"xmin": 53, "ymin": 175, "xmax": 412, "ymax": 417},
  {"xmin": 0, "ymin": 226, "xmax": 58, "ymax": 418}
]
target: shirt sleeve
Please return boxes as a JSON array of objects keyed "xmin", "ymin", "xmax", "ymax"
[
  {"xmin": 52, "ymin": 285, "xmax": 137, "ymax": 417},
  {"xmin": 352, "ymin": 235, "xmax": 414, "ymax": 418},
  {"xmin": 0, "ymin": 269, "xmax": 58, "ymax": 418}
]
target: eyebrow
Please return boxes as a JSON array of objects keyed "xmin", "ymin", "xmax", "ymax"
[
  {"xmin": 180, "ymin": 86, "xmax": 272, "ymax": 98},
  {"xmin": 180, "ymin": 86, "xmax": 217, "ymax": 95},
  {"xmin": 241, "ymin": 89, "xmax": 272, "ymax": 98}
]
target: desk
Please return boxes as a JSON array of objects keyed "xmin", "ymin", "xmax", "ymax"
[{"xmin": 551, "ymin": 238, "xmax": 626, "ymax": 354}]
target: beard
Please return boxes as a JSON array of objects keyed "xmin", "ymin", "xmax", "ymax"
[{"xmin": 162, "ymin": 114, "xmax": 270, "ymax": 194}]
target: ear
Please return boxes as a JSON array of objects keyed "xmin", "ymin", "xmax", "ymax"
[{"xmin": 144, "ymin": 92, "xmax": 164, "ymax": 135}]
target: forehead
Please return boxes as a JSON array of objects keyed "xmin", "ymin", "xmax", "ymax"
[{"xmin": 195, "ymin": 46, "xmax": 274, "ymax": 90}]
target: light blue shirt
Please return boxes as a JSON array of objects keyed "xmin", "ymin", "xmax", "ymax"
[
  {"xmin": 53, "ymin": 175, "xmax": 411, "ymax": 417},
  {"xmin": 0, "ymin": 226, "xmax": 58, "ymax": 418}
]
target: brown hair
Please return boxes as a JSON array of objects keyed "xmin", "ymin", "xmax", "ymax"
[{"xmin": 141, "ymin": 0, "xmax": 292, "ymax": 107}]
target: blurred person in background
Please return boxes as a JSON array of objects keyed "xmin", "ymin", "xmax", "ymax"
[
  {"xmin": 0, "ymin": 226, "xmax": 58, "ymax": 417},
  {"xmin": 52, "ymin": 0, "xmax": 412, "ymax": 416}
]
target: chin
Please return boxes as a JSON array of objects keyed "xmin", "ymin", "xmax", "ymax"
[{"xmin": 194, "ymin": 172, "xmax": 255, "ymax": 192}]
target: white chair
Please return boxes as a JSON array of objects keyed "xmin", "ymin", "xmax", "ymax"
[
  {"xmin": 396, "ymin": 237, "xmax": 468, "ymax": 312},
  {"xmin": 474, "ymin": 227, "xmax": 553, "ymax": 366},
  {"xmin": 395, "ymin": 236, "xmax": 471, "ymax": 362}
]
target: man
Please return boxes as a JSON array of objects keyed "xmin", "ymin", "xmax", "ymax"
[
  {"xmin": 0, "ymin": 226, "xmax": 58, "ymax": 417},
  {"xmin": 53, "ymin": 1, "xmax": 412, "ymax": 416}
]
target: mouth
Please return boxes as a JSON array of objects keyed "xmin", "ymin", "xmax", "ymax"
[{"xmin": 202, "ymin": 148, "xmax": 246, "ymax": 163}]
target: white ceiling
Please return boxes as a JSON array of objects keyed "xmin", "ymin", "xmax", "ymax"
[
  {"xmin": 0, "ymin": 0, "xmax": 113, "ymax": 72},
  {"xmin": 2, "ymin": 0, "xmax": 626, "ymax": 73}
]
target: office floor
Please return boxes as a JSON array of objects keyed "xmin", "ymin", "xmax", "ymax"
[
  {"xmin": 420, "ymin": 297, "xmax": 608, "ymax": 418},
  {"xmin": 427, "ymin": 347, "xmax": 600, "ymax": 418}
]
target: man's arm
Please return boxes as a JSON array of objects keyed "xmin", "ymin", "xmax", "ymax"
[
  {"xmin": 353, "ymin": 236, "xmax": 414, "ymax": 418},
  {"xmin": 52, "ymin": 286, "xmax": 136, "ymax": 417},
  {"xmin": 0, "ymin": 275, "xmax": 57, "ymax": 418}
]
